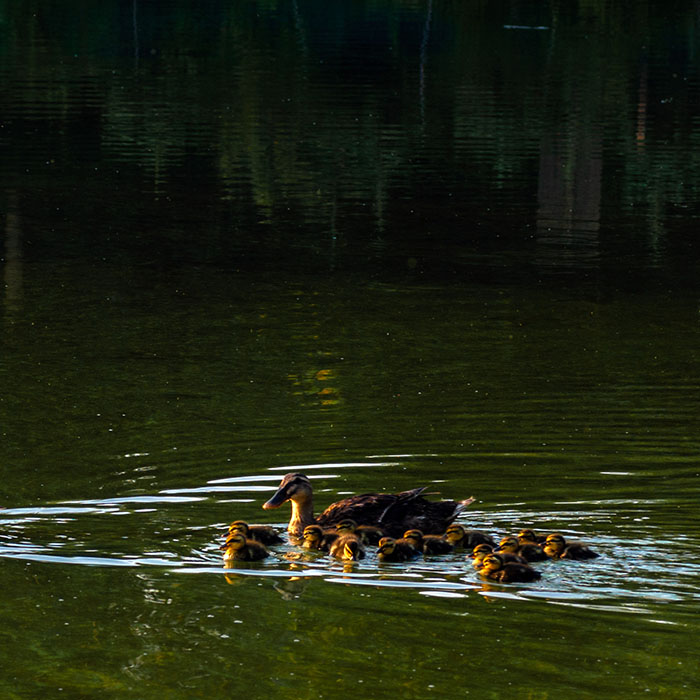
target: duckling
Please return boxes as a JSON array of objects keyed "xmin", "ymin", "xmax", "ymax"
[
  {"xmin": 221, "ymin": 533, "xmax": 270, "ymax": 563},
  {"xmin": 470, "ymin": 543, "xmax": 526, "ymax": 569},
  {"xmin": 377, "ymin": 537, "xmax": 415, "ymax": 562},
  {"xmin": 444, "ymin": 524, "xmax": 496, "ymax": 550},
  {"xmin": 227, "ymin": 520, "xmax": 284, "ymax": 546},
  {"xmin": 355, "ymin": 524, "xmax": 385, "ymax": 546},
  {"xmin": 479, "ymin": 553, "xmax": 541, "ymax": 583},
  {"xmin": 262, "ymin": 472, "xmax": 475, "ymax": 538},
  {"xmin": 517, "ymin": 528, "xmax": 548, "ymax": 545},
  {"xmin": 301, "ymin": 524, "xmax": 331, "ymax": 551},
  {"xmin": 543, "ymin": 533, "xmax": 599, "ymax": 560},
  {"xmin": 496, "ymin": 535, "xmax": 548, "ymax": 562},
  {"xmin": 329, "ymin": 534, "xmax": 365, "ymax": 561},
  {"xmin": 402, "ymin": 529, "xmax": 454, "ymax": 555}
]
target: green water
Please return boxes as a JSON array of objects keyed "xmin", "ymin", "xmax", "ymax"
[
  {"xmin": 3, "ymin": 0, "xmax": 700, "ymax": 697},
  {"xmin": 2, "ymin": 268, "xmax": 699, "ymax": 698}
]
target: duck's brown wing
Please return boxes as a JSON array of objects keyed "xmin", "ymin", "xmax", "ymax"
[{"xmin": 316, "ymin": 492, "xmax": 405, "ymax": 529}]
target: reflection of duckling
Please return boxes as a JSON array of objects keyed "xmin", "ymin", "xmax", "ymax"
[
  {"xmin": 228, "ymin": 520, "xmax": 284, "ymax": 546},
  {"xmin": 329, "ymin": 535, "xmax": 365, "ymax": 561},
  {"xmin": 496, "ymin": 536, "xmax": 548, "ymax": 562},
  {"xmin": 444, "ymin": 524, "xmax": 496, "ymax": 550},
  {"xmin": 479, "ymin": 553, "xmax": 541, "ymax": 583},
  {"xmin": 377, "ymin": 537, "xmax": 416, "ymax": 562},
  {"xmin": 543, "ymin": 533, "xmax": 599, "ymax": 560},
  {"xmin": 221, "ymin": 533, "xmax": 270, "ymax": 562}
]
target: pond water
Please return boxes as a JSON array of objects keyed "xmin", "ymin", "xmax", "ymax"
[{"xmin": 2, "ymin": 1, "xmax": 700, "ymax": 698}]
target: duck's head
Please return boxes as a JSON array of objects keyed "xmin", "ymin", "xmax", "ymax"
[
  {"xmin": 517, "ymin": 529, "xmax": 538, "ymax": 545},
  {"xmin": 228, "ymin": 520, "xmax": 250, "ymax": 536},
  {"xmin": 377, "ymin": 537, "xmax": 396, "ymax": 557},
  {"xmin": 444, "ymin": 524, "xmax": 466, "ymax": 544},
  {"xmin": 402, "ymin": 529, "xmax": 424, "ymax": 547},
  {"xmin": 263, "ymin": 473, "xmax": 312, "ymax": 509},
  {"xmin": 481, "ymin": 553, "xmax": 505, "ymax": 574},
  {"xmin": 470, "ymin": 543, "xmax": 493, "ymax": 568},
  {"xmin": 302, "ymin": 525, "xmax": 323, "ymax": 547},
  {"xmin": 221, "ymin": 533, "xmax": 246, "ymax": 552},
  {"xmin": 495, "ymin": 536, "xmax": 519, "ymax": 554},
  {"xmin": 335, "ymin": 519, "xmax": 358, "ymax": 535},
  {"xmin": 544, "ymin": 533, "xmax": 566, "ymax": 557}
]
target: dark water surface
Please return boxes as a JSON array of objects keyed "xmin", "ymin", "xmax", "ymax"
[{"xmin": 2, "ymin": 1, "xmax": 700, "ymax": 698}]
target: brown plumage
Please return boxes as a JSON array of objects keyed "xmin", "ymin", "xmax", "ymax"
[
  {"xmin": 517, "ymin": 528, "xmax": 548, "ymax": 545},
  {"xmin": 496, "ymin": 536, "xmax": 548, "ymax": 562},
  {"xmin": 402, "ymin": 529, "xmax": 454, "ymax": 555},
  {"xmin": 377, "ymin": 537, "xmax": 416, "ymax": 562},
  {"xmin": 444, "ymin": 524, "xmax": 496, "ymax": 550},
  {"xmin": 543, "ymin": 533, "xmax": 599, "ymax": 560},
  {"xmin": 227, "ymin": 520, "xmax": 284, "ymax": 546},
  {"xmin": 470, "ymin": 543, "xmax": 526, "ymax": 569},
  {"xmin": 221, "ymin": 533, "xmax": 270, "ymax": 562},
  {"xmin": 262, "ymin": 472, "xmax": 474, "ymax": 538},
  {"xmin": 329, "ymin": 534, "xmax": 365, "ymax": 561},
  {"xmin": 479, "ymin": 553, "xmax": 541, "ymax": 583}
]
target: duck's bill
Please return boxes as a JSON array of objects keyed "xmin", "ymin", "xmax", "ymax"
[{"xmin": 262, "ymin": 487, "xmax": 289, "ymax": 509}]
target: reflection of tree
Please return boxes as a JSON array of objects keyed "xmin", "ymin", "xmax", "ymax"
[{"xmin": 2, "ymin": 1, "xmax": 700, "ymax": 275}]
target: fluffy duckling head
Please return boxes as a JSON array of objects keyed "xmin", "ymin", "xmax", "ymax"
[
  {"xmin": 470, "ymin": 543, "xmax": 494, "ymax": 568},
  {"xmin": 222, "ymin": 533, "xmax": 246, "ymax": 552},
  {"xmin": 228, "ymin": 520, "xmax": 250, "ymax": 535},
  {"xmin": 444, "ymin": 524, "xmax": 466, "ymax": 545},
  {"xmin": 543, "ymin": 533, "xmax": 566, "ymax": 557},
  {"xmin": 335, "ymin": 519, "xmax": 358, "ymax": 535},
  {"xmin": 302, "ymin": 525, "xmax": 324, "ymax": 549},
  {"xmin": 496, "ymin": 536, "xmax": 520, "ymax": 554},
  {"xmin": 517, "ymin": 529, "xmax": 539, "ymax": 545},
  {"xmin": 480, "ymin": 553, "xmax": 506, "ymax": 574},
  {"xmin": 377, "ymin": 537, "xmax": 397, "ymax": 558},
  {"xmin": 402, "ymin": 529, "xmax": 424, "ymax": 548}
]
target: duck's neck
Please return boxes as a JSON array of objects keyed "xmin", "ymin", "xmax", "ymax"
[{"xmin": 288, "ymin": 494, "xmax": 316, "ymax": 537}]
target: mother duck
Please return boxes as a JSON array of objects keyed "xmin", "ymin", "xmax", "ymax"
[{"xmin": 262, "ymin": 472, "xmax": 475, "ymax": 539}]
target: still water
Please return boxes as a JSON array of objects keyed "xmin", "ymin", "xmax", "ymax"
[{"xmin": 2, "ymin": 1, "xmax": 700, "ymax": 698}]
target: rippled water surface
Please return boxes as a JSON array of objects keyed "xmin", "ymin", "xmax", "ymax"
[{"xmin": 3, "ymin": 0, "xmax": 700, "ymax": 698}]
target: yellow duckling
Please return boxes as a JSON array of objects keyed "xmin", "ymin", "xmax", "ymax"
[
  {"xmin": 301, "ymin": 524, "xmax": 331, "ymax": 551},
  {"xmin": 470, "ymin": 543, "xmax": 526, "ymax": 569},
  {"xmin": 221, "ymin": 533, "xmax": 270, "ymax": 563},
  {"xmin": 479, "ymin": 553, "xmax": 541, "ymax": 583},
  {"xmin": 402, "ymin": 529, "xmax": 453, "ymax": 555},
  {"xmin": 543, "ymin": 533, "xmax": 599, "ymax": 560},
  {"xmin": 496, "ymin": 535, "xmax": 548, "ymax": 562},
  {"xmin": 228, "ymin": 520, "xmax": 283, "ymax": 546},
  {"xmin": 517, "ymin": 528, "xmax": 547, "ymax": 545},
  {"xmin": 329, "ymin": 534, "xmax": 365, "ymax": 561},
  {"xmin": 377, "ymin": 536, "xmax": 416, "ymax": 562},
  {"xmin": 444, "ymin": 524, "xmax": 496, "ymax": 550}
]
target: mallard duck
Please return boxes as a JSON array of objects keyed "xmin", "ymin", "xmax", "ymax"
[
  {"xmin": 227, "ymin": 520, "xmax": 284, "ymax": 546},
  {"xmin": 478, "ymin": 553, "xmax": 541, "ymax": 583},
  {"xmin": 262, "ymin": 472, "xmax": 474, "ymax": 538},
  {"xmin": 377, "ymin": 536, "xmax": 416, "ymax": 562},
  {"xmin": 543, "ymin": 533, "xmax": 599, "ymax": 560},
  {"xmin": 470, "ymin": 543, "xmax": 526, "ymax": 569},
  {"xmin": 221, "ymin": 533, "xmax": 270, "ymax": 562},
  {"xmin": 329, "ymin": 534, "xmax": 365, "ymax": 561},
  {"xmin": 444, "ymin": 524, "xmax": 496, "ymax": 550},
  {"xmin": 496, "ymin": 535, "xmax": 548, "ymax": 562},
  {"xmin": 402, "ymin": 529, "xmax": 454, "ymax": 555}
]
